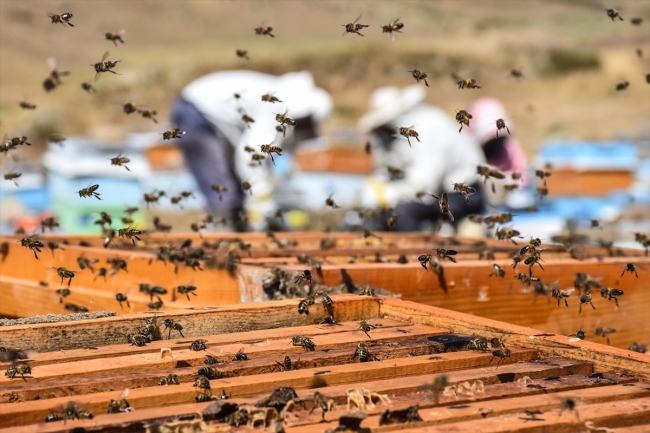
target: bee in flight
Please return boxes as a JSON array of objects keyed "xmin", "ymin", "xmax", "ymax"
[
  {"xmin": 211, "ymin": 184, "xmax": 228, "ymax": 201},
  {"xmin": 110, "ymin": 153, "xmax": 130, "ymax": 171},
  {"xmin": 161, "ymin": 128, "xmax": 186, "ymax": 140},
  {"xmin": 398, "ymin": 126, "xmax": 420, "ymax": 147},
  {"xmin": 20, "ymin": 235, "xmax": 44, "ymax": 259},
  {"xmin": 259, "ymin": 144, "xmax": 282, "ymax": 165},
  {"xmin": 4, "ymin": 169, "xmax": 22, "ymax": 187},
  {"xmin": 91, "ymin": 51, "xmax": 122, "ymax": 82},
  {"xmin": 275, "ymin": 110, "xmax": 297, "ymax": 127},
  {"xmin": 408, "ymin": 69, "xmax": 429, "ymax": 87},
  {"xmin": 81, "ymin": 82, "xmax": 97, "ymax": 94},
  {"xmin": 455, "ymin": 109, "xmax": 472, "ymax": 133},
  {"xmin": 342, "ymin": 14, "xmax": 369, "ymax": 36},
  {"xmin": 48, "ymin": 13, "xmax": 74, "ymax": 27},
  {"xmin": 78, "ymin": 184, "xmax": 101, "ymax": 200},
  {"xmin": 19, "ymin": 101, "xmax": 37, "ymax": 110},
  {"xmin": 431, "ymin": 193, "xmax": 454, "ymax": 222},
  {"xmin": 495, "ymin": 118, "xmax": 510, "ymax": 137},
  {"xmin": 43, "ymin": 58, "xmax": 70, "ymax": 92},
  {"xmin": 138, "ymin": 109, "xmax": 158, "ymax": 124},
  {"xmin": 616, "ymin": 81, "xmax": 629, "ymax": 91},
  {"xmin": 261, "ymin": 92, "xmax": 282, "ymax": 103},
  {"xmin": 380, "ymin": 18, "xmax": 404, "ymax": 40},
  {"xmin": 606, "ymin": 8, "xmax": 624, "ymax": 21},
  {"xmin": 105, "ymin": 30, "xmax": 125, "ymax": 46},
  {"xmin": 254, "ymin": 24, "xmax": 275, "ymax": 37},
  {"xmin": 452, "ymin": 181, "xmax": 475, "ymax": 204},
  {"xmin": 510, "ymin": 69, "xmax": 525, "ymax": 80},
  {"xmin": 325, "ymin": 195, "xmax": 339, "ymax": 209},
  {"xmin": 236, "ymin": 49, "xmax": 249, "ymax": 60},
  {"xmin": 457, "ymin": 78, "xmax": 482, "ymax": 89}
]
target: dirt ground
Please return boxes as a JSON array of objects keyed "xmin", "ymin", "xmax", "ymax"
[{"xmin": 0, "ymin": 0, "xmax": 649, "ymax": 158}]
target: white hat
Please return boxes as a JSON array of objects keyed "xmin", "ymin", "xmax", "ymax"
[
  {"xmin": 358, "ymin": 85, "xmax": 426, "ymax": 132},
  {"xmin": 276, "ymin": 72, "xmax": 332, "ymax": 123}
]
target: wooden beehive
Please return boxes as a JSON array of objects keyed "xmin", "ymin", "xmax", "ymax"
[{"xmin": 0, "ymin": 296, "xmax": 648, "ymax": 432}]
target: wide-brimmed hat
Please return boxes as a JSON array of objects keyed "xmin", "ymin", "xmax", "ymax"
[{"xmin": 358, "ymin": 85, "xmax": 426, "ymax": 132}]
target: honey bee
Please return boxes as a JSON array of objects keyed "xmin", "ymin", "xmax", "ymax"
[
  {"xmin": 398, "ymin": 126, "xmax": 420, "ymax": 147},
  {"xmin": 342, "ymin": 14, "xmax": 369, "ymax": 36},
  {"xmin": 43, "ymin": 58, "xmax": 70, "ymax": 92},
  {"xmin": 261, "ymin": 92, "xmax": 282, "ymax": 103},
  {"xmin": 275, "ymin": 110, "xmax": 297, "ymax": 127},
  {"xmin": 3, "ymin": 170, "xmax": 22, "ymax": 186},
  {"xmin": 600, "ymin": 287, "xmax": 624, "ymax": 307},
  {"xmin": 503, "ymin": 183, "xmax": 519, "ymax": 192},
  {"xmin": 242, "ymin": 181, "xmax": 253, "ymax": 195},
  {"xmin": 139, "ymin": 283, "xmax": 167, "ymax": 301},
  {"xmin": 198, "ymin": 366, "xmax": 223, "ymax": 379},
  {"xmin": 290, "ymin": 336, "xmax": 316, "ymax": 351},
  {"xmin": 510, "ymin": 69, "xmax": 525, "ymax": 79},
  {"xmin": 276, "ymin": 355, "xmax": 292, "ymax": 371},
  {"xmin": 128, "ymin": 333, "xmax": 151, "ymax": 347},
  {"xmin": 55, "ymin": 288, "xmax": 71, "ymax": 302},
  {"xmin": 78, "ymin": 184, "xmax": 101, "ymax": 200},
  {"xmin": 489, "ymin": 346, "xmax": 512, "ymax": 368},
  {"xmin": 455, "ymin": 109, "xmax": 472, "ymax": 132},
  {"xmin": 524, "ymin": 251, "xmax": 545, "ymax": 272},
  {"xmin": 387, "ymin": 166, "xmax": 404, "ymax": 180},
  {"xmin": 115, "ymin": 293, "xmax": 129, "ymax": 310},
  {"xmin": 298, "ymin": 295, "xmax": 315, "ymax": 314},
  {"xmin": 295, "ymin": 270, "xmax": 313, "ymax": 286},
  {"xmin": 158, "ymin": 374, "xmax": 180, "ymax": 386},
  {"xmin": 81, "ymin": 82, "xmax": 97, "ymax": 94},
  {"xmin": 408, "ymin": 69, "xmax": 429, "ymax": 87},
  {"xmin": 511, "ymin": 172, "xmax": 522, "ymax": 180},
  {"xmin": 5, "ymin": 363, "xmax": 32, "ymax": 381},
  {"xmin": 535, "ymin": 169, "xmax": 551, "ymax": 185},
  {"xmin": 621, "ymin": 263, "xmax": 638, "ymax": 278},
  {"xmin": 595, "ymin": 327, "xmax": 616, "ymax": 345},
  {"xmin": 451, "ymin": 181, "xmax": 476, "ymax": 204},
  {"xmin": 77, "ymin": 255, "xmax": 98, "ymax": 273},
  {"xmin": 48, "ymin": 13, "xmax": 74, "ymax": 27},
  {"xmin": 138, "ymin": 109, "xmax": 158, "ymax": 123},
  {"xmin": 91, "ymin": 51, "xmax": 122, "ymax": 81},
  {"xmin": 64, "ymin": 303, "xmax": 88, "ymax": 313},
  {"xmin": 325, "ymin": 195, "xmax": 340, "ymax": 209},
  {"xmin": 319, "ymin": 315, "xmax": 337, "ymax": 325},
  {"xmin": 477, "ymin": 165, "xmax": 506, "ymax": 184},
  {"xmin": 147, "ymin": 296, "xmax": 164, "ymax": 310},
  {"xmin": 117, "ymin": 227, "xmax": 142, "ymax": 245},
  {"xmin": 189, "ymin": 339, "xmax": 207, "ymax": 351},
  {"xmin": 275, "ymin": 124, "xmax": 287, "ymax": 137},
  {"xmin": 20, "ymin": 235, "xmax": 44, "ymax": 259},
  {"xmin": 380, "ymin": 18, "xmax": 404, "ymax": 40},
  {"xmin": 467, "ymin": 338, "xmax": 488, "ymax": 351},
  {"xmin": 628, "ymin": 342, "xmax": 647, "ymax": 353},
  {"xmin": 358, "ymin": 320, "xmax": 375, "ymax": 339},
  {"xmin": 105, "ymin": 30, "xmax": 125, "ymax": 46},
  {"xmin": 436, "ymin": 248, "xmax": 457, "ymax": 263},
  {"xmin": 551, "ymin": 287, "xmax": 574, "ymax": 307},
  {"xmin": 359, "ymin": 286, "xmax": 377, "ymax": 296},
  {"xmin": 161, "ymin": 128, "xmax": 186, "ymax": 140},
  {"xmin": 352, "ymin": 342, "xmax": 378, "ymax": 362},
  {"xmin": 431, "ymin": 193, "xmax": 455, "ymax": 222},
  {"xmin": 418, "ymin": 254, "xmax": 433, "ymax": 271},
  {"xmin": 45, "ymin": 401, "xmax": 93, "ymax": 423},
  {"xmin": 163, "ymin": 319, "xmax": 185, "ymax": 339},
  {"xmin": 569, "ymin": 327, "xmax": 585, "ymax": 340},
  {"xmin": 311, "ymin": 391, "xmax": 335, "ymax": 421},
  {"xmin": 18, "ymin": 100, "xmax": 37, "ymax": 111},
  {"xmin": 107, "ymin": 389, "xmax": 132, "ymax": 414},
  {"xmin": 109, "ymin": 153, "xmax": 131, "ymax": 171},
  {"xmin": 578, "ymin": 292, "xmax": 596, "ymax": 314},
  {"xmin": 489, "ymin": 264, "xmax": 506, "ymax": 278},
  {"xmin": 232, "ymin": 347, "xmax": 248, "ymax": 361},
  {"xmin": 606, "ymin": 9, "xmax": 624, "ymax": 21},
  {"xmin": 241, "ymin": 113, "xmax": 255, "ymax": 128},
  {"xmin": 517, "ymin": 272, "xmax": 540, "ymax": 287},
  {"xmin": 236, "ymin": 49, "xmax": 249, "ymax": 60},
  {"xmin": 259, "ymin": 144, "xmax": 282, "ymax": 165},
  {"xmin": 615, "ymin": 80, "xmax": 629, "ymax": 92},
  {"xmin": 203, "ymin": 355, "xmax": 223, "ymax": 365},
  {"xmin": 254, "ymin": 24, "xmax": 275, "ymax": 37},
  {"xmin": 210, "ymin": 184, "xmax": 228, "ymax": 201},
  {"xmin": 315, "ymin": 290, "xmax": 333, "ymax": 308},
  {"xmin": 495, "ymin": 118, "xmax": 511, "ymax": 137},
  {"xmin": 457, "ymin": 78, "xmax": 482, "ymax": 89},
  {"xmin": 496, "ymin": 228, "xmax": 522, "ymax": 245},
  {"xmin": 175, "ymin": 285, "xmax": 197, "ymax": 301},
  {"xmin": 194, "ymin": 375, "xmax": 211, "ymax": 392}
]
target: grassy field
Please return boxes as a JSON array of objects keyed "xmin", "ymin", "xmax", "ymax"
[{"xmin": 0, "ymin": 0, "xmax": 649, "ymax": 158}]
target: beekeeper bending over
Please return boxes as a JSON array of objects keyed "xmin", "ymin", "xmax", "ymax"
[
  {"xmin": 357, "ymin": 85, "xmax": 487, "ymax": 232},
  {"xmin": 172, "ymin": 71, "xmax": 332, "ymax": 231}
]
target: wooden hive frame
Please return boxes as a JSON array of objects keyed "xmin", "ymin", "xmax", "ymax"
[{"xmin": 0, "ymin": 296, "xmax": 648, "ymax": 432}]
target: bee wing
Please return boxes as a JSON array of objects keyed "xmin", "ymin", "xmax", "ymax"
[
  {"xmin": 393, "ymin": 17, "xmax": 400, "ymax": 24},
  {"xmin": 561, "ymin": 288, "xmax": 575, "ymax": 296},
  {"xmin": 47, "ymin": 57, "xmax": 57, "ymax": 72},
  {"xmin": 94, "ymin": 71, "xmax": 102, "ymax": 82},
  {"xmin": 119, "ymin": 388, "xmax": 129, "ymax": 399},
  {"xmin": 353, "ymin": 13, "xmax": 362, "ymax": 24},
  {"xmin": 102, "ymin": 51, "xmax": 110, "ymax": 62}
]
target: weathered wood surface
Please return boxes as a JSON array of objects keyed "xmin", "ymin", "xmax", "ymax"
[{"xmin": 0, "ymin": 297, "xmax": 648, "ymax": 432}]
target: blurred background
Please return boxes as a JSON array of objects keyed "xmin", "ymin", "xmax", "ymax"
[{"xmin": 1, "ymin": 0, "xmax": 649, "ymax": 243}]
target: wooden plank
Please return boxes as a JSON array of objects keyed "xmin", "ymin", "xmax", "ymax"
[{"xmin": 380, "ymin": 297, "xmax": 650, "ymax": 380}]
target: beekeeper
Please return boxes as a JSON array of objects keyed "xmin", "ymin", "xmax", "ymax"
[
  {"xmin": 357, "ymin": 85, "xmax": 487, "ymax": 232},
  {"xmin": 172, "ymin": 71, "xmax": 332, "ymax": 231}
]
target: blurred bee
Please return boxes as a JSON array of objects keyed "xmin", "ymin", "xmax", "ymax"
[
  {"xmin": 398, "ymin": 126, "xmax": 420, "ymax": 147},
  {"xmin": 295, "ymin": 270, "xmax": 313, "ymax": 286},
  {"xmin": 190, "ymin": 339, "xmax": 208, "ymax": 351},
  {"xmin": 298, "ymin": 295, "xmax": 315, "ymax": 314},
  {"xmin": 503, "ymin": 183, "xmax": 519, "ymax": 192},
  {"xmin": 81, "ymin": 82, "xmax": 97, "ymax": 94},
  {"xmin": 496, "ymin": 228, "xmax": 522, "ymax": 245},
  {"xmin": 452, "ymin": 181, "xmax": 475, "ymax": 204},
  {"xmin": 261, "ymin": 92, "xmax": 282, "ymax": 103},
  {"xmin": 138, "ymin": 109, "xmax": 158, "ymax": 123},
  {"xmin": 489, "ymin": 346, "xmax": 512, "ymax": 368},
  {"xmin": 291, "ymin": 336, "xmax": 315, "ymax": 351},
  {"xmin": 5, "ymin": 363, "xmax": 31, "ymax": 381},
  {"xmin": 254, "ymin": 24, "xmax": 275, "ymax": 37},
  {"xmin": 535, "ymin": 169, "xmax": 551, "ymax": 185},
  {"xmin": 342, "ymin": 14, "xmax": 369, "ymax": 36},
  {"xmin": 380, "ymin": 18, "xmax": 404, "ymax": 40},
  {"xmin": 107, "ymin": 389, "xmax": 132, "ymax": 413},
  {"xmin": 48, "ymin": 134, "xmax": 67, "ymax": 147},
  {"xmin": 352, "ymin": 342, "xmax": 378, "ymax": 362},
  {"xmin": 431, "ymin": 193, "xmax": 455, "ymax": 222},
  {"xmin": 117, "ymin": 227, "xmax": 141, "ymax": 245},
  {"xmin": 510, "ymin": 69, "xmax": 525, "ymax": 79},
  {"xmin": 595, "ymin": 327, "xmax": 616, "ymax": 345},
  {"xmin": 524, "ymin": 251, "xmax": 545, "ymax": 272},
  {"xmin": 162, "ymin": 128, "xmax": 186, "ymax": 140},
  {"xmin": 241, "ymin": 113, "xmax": 255, "ymax": 128},
  {"xmin": 6, "ymin": 136, "xmax": 32, "ymax": 147},
  {"xmin": 20, "ymin": 235, "xmax": 44, "ymax": 259},
  {"xmin": 276, "ymin": 124, "xmax": 287, "ymax": 137},
  {"xmin": 319, "ymin": 315, "xmax": 337, "ymax": 325},
  {"xmin": 275, "ymin": 110, "xmax": 297, "ymax": 127},
  {"xmin": 236, "ymin": 49, "xmax": 249, "ymax": 60},
  {"xmin": 616, "ymin": 81, "xmax": 630, "ymax": 91},
  {"xmin": 77, "ymin": 255, "xmax": 98, "ymax": 273},
  {"xmin": 107, "ymin": 257, "xmax": 129, "ymax": 274},
  {"xmin": 631, "ymin": 17, "xmax": 643, "ymax": 25},
  {"xmin": 176, "ymin": 285, "xmax": 198, "ymax": 301},
  {"xmin": 478, "ymin": 249, "xmax": 495, "ymax": 260},
  {"xmin": 387, "ymin": 166, "xmax": 405, "ymax": 180},
  {"xmin": 537, "ymin": 186, "xmax": 549, "ymax": 198},
  {"xmin": 551, "ymin": 287, "xmax": 574, "ymax": 307},
  {"xmin": 232, "ymin": 347, "xmax": 248, "ymax": 360},
  {"xmin": 606, "ymin": 9, "xmax": 624, "ymax": 21},
  {"xmin": 517, "ymin": 272, "xmax": 540, "ymax": 287},
  {"xmin": 139, "ymin": 283, "xmax": 167, "ymax": 300},
  {"xmin": 94, "ymin": 267, "xmax": 107, "ymax": 282},
  {"xmin": 147, "ymin": 296, "xmax": 163, "ymax": 310},
  {"xmin": 489, "ymin": 264, "xmax": 506, "ymax": 278},
  {"xmin": 105, "ymin": 30, "xmax": 126, "ymax": 46},
  {"xmin": 628, "ymin": 342, "xmax": 647, "ymax": 353},
  {"xmin": 19, "ymin": 101, "xmax": 37, "ymax": 110},
  {"xmin": 194, "ymin": 375, "xmax": 211, "ymax": 393},
  {"xmin": 158, "ymin": 374, "xmax": 180, "ymax": 386},
  {"xmin": 325, "ymin": 195, "xmax": 340, "ymax": 209},
  {"xmin": 48, "ymin": 13, "xmax": 74, "ymax": 27},
  {"xmin": 408, "ymin": 69, "xmax": 429, "ymax": 87},
  {"xmin": 477, "ymin": 165, "xmax": 506, "ymax": 187},
  {"xmin": 359, "ymin": 286, "xmax": 377, "ymax": 296},
  {"xmin": 43, "ymin": 58, "xmax": 70, "ymax": 92},
  {"xmin": 600, "ymin": 287, "xmax": 624, "ymax": 307},
  {"xmin": 311, "ymin": 391, "xmax": 335, "ymax": 421},
  {"xmin": 211, "ymin": 184, "xmax": 228, "ymax": 201},
  {"xmin": 78, "ymin": 184, "xmax": 101, "ymax": 200},
  {"xmin": 240, "ymin": 181, "xmax": 253, "ymax": 195},
  {"xmin": 315, "ymin": 290, "xmax": 332, "ymax": 308},
  {"xmin": 455, "ymin": 109, "xmax": 472, "ymax": 132},
  {"xmin": 110, "ymin": 153, "xmax": 131, "ymax": 171},
  {"xmin": 4, "ymin": 170, "xmax": 22, "ymax": 186},
  {"xmin": 511, "ymin": 172, "xmax": 522, "ymax": 180},
  {"xmin": 457, "ymin": 78, "xmax": 482, "ymax": 89},
  {"xmin": 45, "ymin": 401, "xmax": 93, "ymax": 423},
  {"xmin": 91, "ymin": 51, "xmax": 122, "ymax": 81},
  {"xmin": 578, "ymin": 292, "xmax": 596, "ymax": 314},
  {"xmin": 467, "ymin": 338, "xmax": 488, "ymax": 351},
  {"xmin": 115, "ymin": 293, "xmax": 129, "ymax": 310},
  {"xmin": 153, "ymin": 216, "xmax": 172, "ymax": 233},
  {"xmin": 64, "ymin": 303, "xmax": 88, "ymax": 313},
  {"xmin": 249, "ymin": 153, "xmax": 265, "ymax": 166},
  {"xmin": 259, "ymin": 144, "xmax": 282, "ymax": 165},
  {"xmin": 198, "ymin": 367, "xmax": 223, "ymax": 379},
  {"xmin": 55, "ymin": 288, "xmax": 72, "ymax": 303},
  {"xmin": 436, "ymin": 248, "xmax": 457, "ymax": 263},
  {"xmin": 621, "ymin": 263, "xmax": 638, "ymax": 278},
  {"xmin": 276, "ymin": 355, "xmax": 292, "ymax": 371},
  {"xmin": 163, "ymin": 319, "xmax": 185, "ymax": 338},
  {"xmin": 358, "ymin": 320, "xmax": 375, "ymax": 339},
  {"xmin": 495, "ymin": 118, "xmax": 510, "ymax": 137}
]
